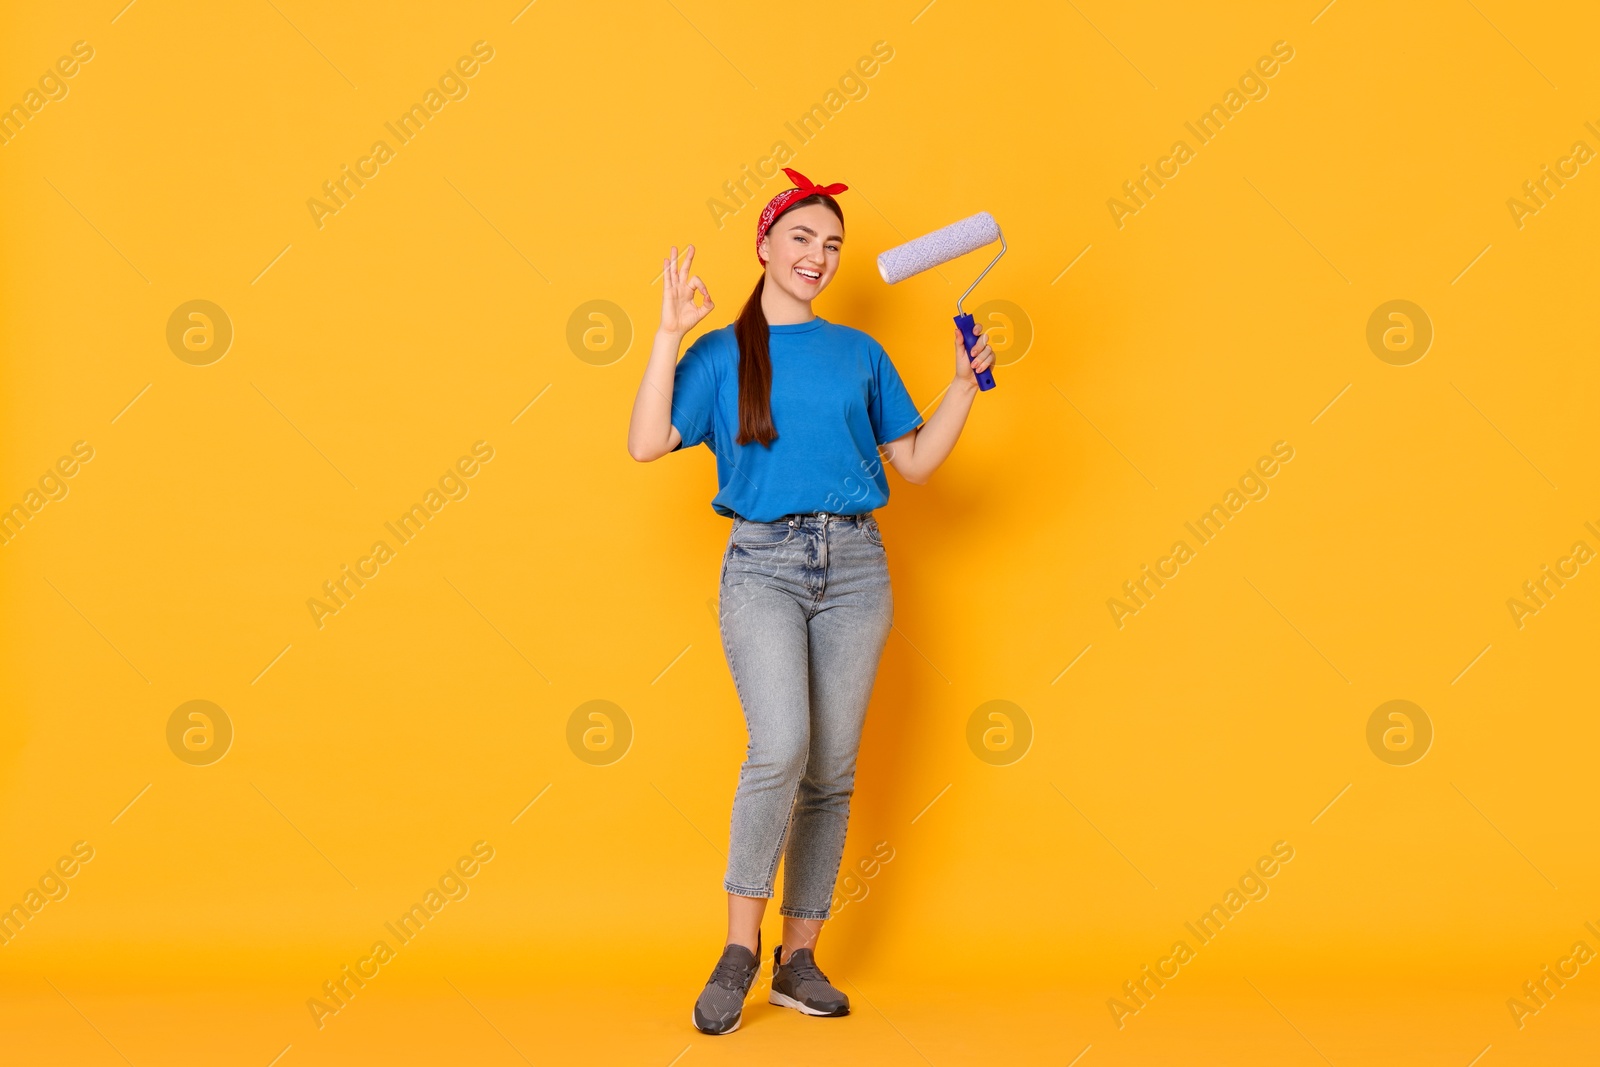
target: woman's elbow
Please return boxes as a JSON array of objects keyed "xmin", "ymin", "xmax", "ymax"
[
  {"xmin": 628, "ymin": 437, "xmax": 663, "ymax": 463},
  {"xmin": 896, "ymin": 462, "xmax": 929, "ymax": 486}
]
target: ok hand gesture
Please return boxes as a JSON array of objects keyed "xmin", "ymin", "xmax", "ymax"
[{"xmin": 660, "ymin": 245, "xmax": 714, "ymax": 338}]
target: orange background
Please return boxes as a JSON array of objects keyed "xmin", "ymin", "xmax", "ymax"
[{"xmin": 2, "ymin": 0, "xmax": 1598, "ymax": 1063}]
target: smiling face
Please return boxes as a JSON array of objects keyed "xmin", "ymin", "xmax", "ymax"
[{"xmin": 759, "ymin": 201, "xmax": 844, "ymax": 302}]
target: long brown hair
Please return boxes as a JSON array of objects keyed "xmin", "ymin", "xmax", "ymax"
[{"xmin": 734, "ymin": 193, "xmax": 845, "ymax": 447}]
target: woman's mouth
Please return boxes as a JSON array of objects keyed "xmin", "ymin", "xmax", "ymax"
[{"xmin": 793, "ymin": 266, "xmax": 821, "ymax": 286}]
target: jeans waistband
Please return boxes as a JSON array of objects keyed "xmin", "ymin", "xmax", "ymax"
[{"xmin": 736, "ymin": 510, "xmax": 874, "ymax": 528}]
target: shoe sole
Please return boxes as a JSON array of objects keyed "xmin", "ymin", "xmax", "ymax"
[
  {"xmin": 768, "ymin": 991, "xmax": 850, "ymax": 1017},
  {"xmin": 691, "ymin": 1007, "xmax": 741, "ymax": 1035}
]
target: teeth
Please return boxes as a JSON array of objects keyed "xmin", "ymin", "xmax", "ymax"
[{"xmin": 795, "ymin": 268, "xmax": 820, "ymax": 279}]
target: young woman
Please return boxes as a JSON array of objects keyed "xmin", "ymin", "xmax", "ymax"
[{"xmin": 626, "ymin": 168, "xmax": 994, "ymax": 1035}]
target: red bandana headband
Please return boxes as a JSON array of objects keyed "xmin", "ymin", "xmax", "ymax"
[{"xmin": 756, "ymin": 166, "xmax": 849, "ymax": 265}]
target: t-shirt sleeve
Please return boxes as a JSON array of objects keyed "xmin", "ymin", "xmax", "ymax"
[
  {"xmin": 869, "ymin": 339, "xmax": 924, "ymax": 446},
  {"xmin": 669, "ymin": 331, "xmax": 718, "ymax": 452}
]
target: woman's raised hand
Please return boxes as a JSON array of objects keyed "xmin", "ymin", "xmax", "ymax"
[{"xmin": 659, "ymin": 245, "xmax": 714, "ymax": 337}]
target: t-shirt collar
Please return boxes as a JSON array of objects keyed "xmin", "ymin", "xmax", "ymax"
[{"xmin": 769, "ymin": 316, "xmax": 826, "ymax": 335}]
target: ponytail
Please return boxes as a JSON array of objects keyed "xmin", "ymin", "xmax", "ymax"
[{"xmin": 735, "ymin": 275, "xmax": 777, "ymax": 447}]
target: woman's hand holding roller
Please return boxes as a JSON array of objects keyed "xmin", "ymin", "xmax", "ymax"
[{"xmin": 952, "ymin": 323, "xmax": 994, "ymax": 392}]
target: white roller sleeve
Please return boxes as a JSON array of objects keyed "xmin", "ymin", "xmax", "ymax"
[{"xmin": 877, "ymin": 212, "xmax": 1002, "ymax": 284}]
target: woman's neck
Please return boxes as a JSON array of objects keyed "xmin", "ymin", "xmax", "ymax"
[{"xmin": 760, "ymin": 274, "xmax": 815, "ymax": 325}]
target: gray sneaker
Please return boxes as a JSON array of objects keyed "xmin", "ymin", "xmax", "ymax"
[
  {"xmin": 692, "ymin": 932, "xmax": 761, "ymax": 1035},
  {"xmin": 768, "ymin": 945, "xmax": 850, "ymax": 1017}
]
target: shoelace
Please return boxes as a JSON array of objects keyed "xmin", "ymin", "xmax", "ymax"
[
  {"xmin": 710, "ymin": 948, "xmax": 756, "ymax": 991},
  {"xmin": 783, "ymin": 952, "xmax": 830, "ymax": 984}
]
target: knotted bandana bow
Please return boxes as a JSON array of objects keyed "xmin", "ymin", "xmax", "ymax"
[{"xmin": 755, "ymin": 167, "xmax": 849, "ymax": 265}]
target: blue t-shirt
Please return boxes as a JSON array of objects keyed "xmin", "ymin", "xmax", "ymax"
[{"xmin": 670, "ymin": 317, "xmax": 924, "ymax": 522}]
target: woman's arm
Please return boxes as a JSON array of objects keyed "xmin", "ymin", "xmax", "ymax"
[
  {"xmin": 627, "ymin": 328, "xmax": 690, "ymax": 461},
  {"xmin": 627, "ymin": 245, "xmax": 713, "ymax": 462},
  {"xmin": 884, "ymin": 324, "xmax": 994, "ymax": 484}
]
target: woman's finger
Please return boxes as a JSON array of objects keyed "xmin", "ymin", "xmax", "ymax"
[
  {"xmin": 679, "ymin": 244, "xmax": 695, "ymax": 284},
  {"xmin": 688, "ymin": 276, "xmax": 713, "ymax": 308}
]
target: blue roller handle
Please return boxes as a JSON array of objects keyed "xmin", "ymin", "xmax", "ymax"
[{"xmin": 954, "ymin": 313, "xmax": 996, "ymax": 391}]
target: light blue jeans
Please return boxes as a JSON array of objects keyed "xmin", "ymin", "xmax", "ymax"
[{"xmin": 718, "ymin": 509, "xmax": 893, "ymax": 920}]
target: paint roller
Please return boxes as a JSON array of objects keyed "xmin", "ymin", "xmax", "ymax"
[{"xmin": 877, "ymin": 211, "xmax": 1006, "ymax": 391}]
